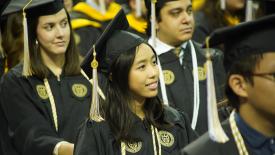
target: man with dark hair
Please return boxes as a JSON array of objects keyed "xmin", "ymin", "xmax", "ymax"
[
  {"xmin": 145, "ymin": 0, "xmax": 227, "ymax": 135},
  {"xmin": 182, "ymin": 14, "xmax": 275, "ymax": 155}
]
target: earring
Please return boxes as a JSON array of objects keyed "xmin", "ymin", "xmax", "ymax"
[{"xmin": 35, "ymin": 40, "xmax": 38, "ymax": 45}]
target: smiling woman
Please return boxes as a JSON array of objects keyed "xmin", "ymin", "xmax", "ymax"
[{"xmin": 74, "ymin": 9, "xmax": 197, "ymax": 155}]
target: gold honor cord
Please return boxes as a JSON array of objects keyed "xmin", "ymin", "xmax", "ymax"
[
  {"xmin": 229, "ymin": 111, "xmax": 249, "ymax": 155},
  {"xmin": 121, "ymin": 125, "xmax": 161, "ymax": 155},
  {"xmin": 44, "ymin": 78, "xmax": 58, "ymax": 131}
]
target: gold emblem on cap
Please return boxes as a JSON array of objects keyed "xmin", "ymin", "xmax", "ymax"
[
  {"xmin": 125, "ymin": 141, "xmax": 142, "ymax": 153},
  {"xmin": 197, "ymin": 66, "xmax": 207, "ymax": 81},
  {"xmin": 36, "ymin": 85, "xmax": 48, "ymax": 99},
  {"xmin": 159, "ymin": 131, "xmax": 175, "ymax": 147},
  {"xmin": 72, "ymin": 84, "xmax": 87, "ymax": 97},
  {"xmin": 163, "ymin": 70, "xmax": 175, "ymax": 85}
]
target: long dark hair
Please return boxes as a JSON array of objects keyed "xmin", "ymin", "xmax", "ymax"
[
  {"xmin": 104, "ymin": 43, "xmax": 169, "ymax": 143},
  {"xmin": 27, "ymin": 8, "xmax": 80, "ymax": 79},
  {"xmin": 2, "ymin": 13, "xmax": 24, "ymax": 69}
]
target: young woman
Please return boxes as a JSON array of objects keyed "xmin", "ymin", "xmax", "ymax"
[
  {"xmin": 0, "ymin": 1, "xmax": 91, "ymax": 155},
  {"xmin": 74, "ymin": 10, "xmax": 197, "ymax": 155}
]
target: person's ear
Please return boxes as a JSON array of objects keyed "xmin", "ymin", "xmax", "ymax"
[{"xmin": 228, "ymin": 74, "xmax": 248, "ymax": 98}]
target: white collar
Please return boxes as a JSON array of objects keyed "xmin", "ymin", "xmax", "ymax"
[{"xmin": 148, "ymin": 37, "xmax": 188, "ymax": 55}]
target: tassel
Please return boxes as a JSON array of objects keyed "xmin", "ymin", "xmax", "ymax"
[
  {"xmin": 135, "ymin": 0, "xmax": 142, "ymax": 17},
  {"xmin": 89, "ymin": 45, "xmax": 104, "ymax": 122},
  {"xmin": 245, "ymin": 0, "xmax": 253, "ymax": 22},
  {"xmin": 22, "ymin": 0, "xmax": 33, "ymax": 76},
  {"xmin": 220, "ymin": 0, "xmax": 226, "ymax": 10},
  {"xmin": 205, "ymin": 37, "xmax": 229, "ymax": 143},
  {"xmin": 150, "ymin": 0, "xmax": 157, "ymax": 47},
  {"xmin": 99, "ymin": 0, "xmax": 106, "ymax": 14}
]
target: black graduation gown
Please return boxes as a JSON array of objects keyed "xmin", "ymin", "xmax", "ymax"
[
  {"xmin": 180, "ymin": 120, "xmax": 254, "ymax": 155},
  {"xmin": 74, "ymin": 106, "xmax": 198, "ymax": 155},
  {"xmin": 192, "ymin": 11, "xmax": 213, "ymax": 44},
  {"xmin": 0, "ymin": 64, "xmax": 91, "ymax": 155},
  {"xmin": 158, "ymin": 41, "xmax": 226, "ymax": 135},
  {"xmin": 0, "ymin": 57, "xmax": 5, "ymax": 78}
]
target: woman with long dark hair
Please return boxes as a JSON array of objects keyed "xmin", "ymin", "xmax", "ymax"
[
  {"xmin": 74, "ymin": 10, "xmax": 197, "ymax": 155},
  {"xmin": 0, "ymin": 1, "xmax": 91, "ymax": 155}
]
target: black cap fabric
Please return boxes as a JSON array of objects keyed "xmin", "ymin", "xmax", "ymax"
[
  {"xmin": 204, "ymin": 14, "xmax": 275, "ymax": 72},
  {"xmin": 81, "ymin": 9, "xmax": 145, "ymax": 79},
  {"xmin": 2, "ymin": 0, "xmax": 63, "ymax": 18},
  {"xmin": 262, "ymin": 0, "xmax": 275, "ymax": 15},
  {"xmin": 0, "ymin": 0, "xmax": 11, "ymax": 17}
]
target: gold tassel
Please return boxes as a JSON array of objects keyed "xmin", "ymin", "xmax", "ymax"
[
  {"xmin": 89, "ymin": 45, "xmax": 104, "ymax": 122},
  {"xmin": 205, "ymin": 37, "xmax": 229, "ymax": 143},
  {"xmin": 22, "ymin": 0, "xmax": 33, "ymax": 76}
]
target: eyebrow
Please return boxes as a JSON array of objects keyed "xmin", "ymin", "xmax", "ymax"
[
  {"xmin": 135, "ymin": 55, "xmax": 156, "ymax": 64},
  {"xmin": 41, "ymin": 17, "xmax": 68, "ymax": 25}
]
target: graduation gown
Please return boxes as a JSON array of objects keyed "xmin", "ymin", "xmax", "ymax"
[
  {"xmin": 0, "ymin": 57, "xmax": 5, "ymax": 78},
  {"xmin": 158, "ymin": 41, "xmax": 226, "ymax": 135},
  {"xmin": 74, "ymin": 106, "xmax": 198, "ymax": 155},
  {"xmin": 180, "ymin": 120, "xmax": 254, "ymax": 155},
  {"xmin": 0, "ymin": 64, "xmax": 91, "ymax": 155}
]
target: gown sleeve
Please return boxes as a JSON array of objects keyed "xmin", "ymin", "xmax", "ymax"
[
  {"xmin": 0, "ymin": 71, "xmax": 62, "ymax": 155},
  {"xmin": 74, "ymin": 119, "xmax": 107, "ymax": 155}
]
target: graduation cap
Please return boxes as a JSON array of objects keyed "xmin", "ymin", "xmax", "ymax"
[
  {"xmin": 203, "ymin": 13, "xmax": 275, "ymax": 143},
  {"xmin": 205, "ymin": 13, "xmax": 275, "ymax": 72},
  {"xmin": 81, "ymin": 9, "xmax": 145, "ymax": 79},
  {"xmin": 2, "ymin": 0, "xmax": 64, "ymax": 76},
  {"xmin": 81, "ymin": 9, "xmax": 145, "ymax": 121},
  {"xmin": 261, "ymin": 0, "xmax": 275, "ymax": 15}
]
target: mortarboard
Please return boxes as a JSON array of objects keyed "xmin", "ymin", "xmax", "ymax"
[
  {"xmin": 205, "ymin": 13, "xmax": 275, "ymax": 72},
  {"xmin": 81, "ymin": 9, "xmax": 145, "ymax": 121},
  {"xmin": 81, "ymin": 9, "xmax": 145, "ymax": 79},
  {"xmin": 3, "ymin": 0, "xmax": 65, "ymax": 76},
  {"xmin": 261, "ymin": 0, "xmax": 275, "ymax": 15},
  {"xmin": 203, "ymin": 13, "xmax": 275, "ymax": 143}
]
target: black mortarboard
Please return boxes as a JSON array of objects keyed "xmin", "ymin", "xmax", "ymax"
[
  {"xmin": 2, "ymin": 0, "xmax": 64, "ymax": 17},
  {"xmin": 204, "ymin": 13, "xmax": 275, "ymax": 72},
  {"xmin": 81, "ymin": 9, "xmax": 145, "ymax": 79},
  {"xmin": 261, "ymin": 0, "xmax": 275, "ymax": 15}
]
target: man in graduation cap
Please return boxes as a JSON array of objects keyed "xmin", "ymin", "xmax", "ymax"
[
  {"xmin": 181, "ymin": 13, "xmax": 275, "ymax": 155},
  {"xmin": 70, "ymin": 0, "xmax": 121, "ymax": 56},
  {"xmin": 145, "ymin": 0, "xmax": 227, "ymax": 135}
]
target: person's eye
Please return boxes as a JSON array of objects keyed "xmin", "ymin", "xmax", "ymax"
[
  {"xmin": 60, "ymin": 20, "xmax": 68, "ymax": 28},
  {"xmin": 187, "ymin": 7, "xmax": 193, "ymax": 15},
  {"xmin": 44, "ymin": 25, "xmax": 53, "ymax": 31},
  {"xmin": 137, "ymin": 64, "xmax": 146, "ymax": 70}
]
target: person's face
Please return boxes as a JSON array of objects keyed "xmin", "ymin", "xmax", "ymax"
[
  {"xmin": 128, "ymin": 43, "xmax": 159, "ymax": 100},
  {"xmin": 246, "ymin": 52, "xmax": 275, "ymax": 117},
  {"xmin": 157, "ymin": 0, "xmax": 194, "ymax": 46},
  {"xmin": 226, "ymin": 0, "xmax": 245, "ymax": 12},
  {"xmin": 36, "ymin": 8, "xmax": 70, "ymax": 57}
]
